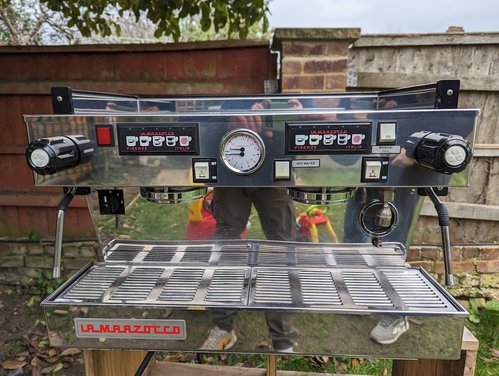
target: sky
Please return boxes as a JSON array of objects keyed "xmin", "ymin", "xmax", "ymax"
[{"xmin": 268, "ymin": 0, "xmax": 499, "ymax": 34}]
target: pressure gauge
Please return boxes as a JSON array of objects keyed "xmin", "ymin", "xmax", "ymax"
[{"xmin": 220, "ymin": 129, "xmax": 265, "ymax": 175}]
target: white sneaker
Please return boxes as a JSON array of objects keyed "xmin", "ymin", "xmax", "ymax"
[
  {"xmin": 370, "ymin": 315, "xmax": 409, "ymax": 345},
  {"xmin": 200, "ymin": 326, "xmax": 237, "ymax": 350},
  {"xmin": 277, "ymin": 346, "xmax": 294, "ymax": 353}
]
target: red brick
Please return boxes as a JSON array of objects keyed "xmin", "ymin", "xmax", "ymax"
[
  {"xmin": 282, "ymin": 75, "xmax": 324, "ymax": 91},
  {"xmin": 435, "ymin": 260, "xmax": 475, "ymax": 274},
  {"xmin": 461, "ymin": 247, "xmax": 480, "ymax": 259},
  {"xmin": 325, "ymin": 41, "xmax": 350, "ymax": 56},
  {"xmin": 282, "ymin": 42, "xmax": 326, "ymax": 56},
  {"xmin": 406, "ymin": 247, "xmax": 420, "ymax": 261},
  {"xmin": 476, "ymin": 260, "xmax": 499, "ymax": 273},
  {"xmin": 420, "ymin": 248, "xmax": 439, "ymax": 260},
  {"xmin": 282, "ymin": 60, "xmax": 302, "ymax": 75},
  {"xmin": 451, "ymin": 247, "xmax": 462, "ymax": 260},
  {"xmin": 408, "ymin": 261, "xmax": 434, "ymax": 272},
  {"xmin": 304, "ymin": 59, "xmax": 347, "ymax": 74},
  {"xmin": 324, "ymin": 74, "xmax": 346, "ymax": 90},
  {"xmin": 481, "ymin": 246, "xmax": 499, "ymax": 260}
]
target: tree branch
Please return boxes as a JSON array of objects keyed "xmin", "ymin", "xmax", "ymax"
[
  {"xmin": 0, "ymin": 5, "xmax": 21, "ymax": 44},
  {"xmin": 26, "ymin": 5, "xmax": 49, "ymax": 44}
]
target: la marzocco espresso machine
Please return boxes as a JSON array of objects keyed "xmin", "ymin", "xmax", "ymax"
[{"xmin": 25, "ymin": 80, "xmax": 477, "ymax": 361}]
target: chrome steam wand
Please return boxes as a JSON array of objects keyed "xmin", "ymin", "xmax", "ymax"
[{"xmin": 425, "ymin": 187, "xmax": 454, "ymax": 286}]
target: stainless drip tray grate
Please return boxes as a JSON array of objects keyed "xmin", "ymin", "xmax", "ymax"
[
  {"xmin": 52, "ymin": 266, "xmax": 457, "ymax": 315},
  {"xmin": 103, "ymin": 240, "xmax": 406, "ymax": 268},
  {"xmin": 48, "ymin": 240, "xmax": 459, "ymax": 315}
]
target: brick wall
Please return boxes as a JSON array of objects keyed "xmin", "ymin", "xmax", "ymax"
[
  {"xmin": 0, "ymin": 240, "xmax": 99, "ymax": 285},
  {"xmin": 407, "ymin": 245, "xmax": 498, "ymax": 300},
  {"xmin": 272, "ymin": 28, "xmax": 360, "ymax": 92}
]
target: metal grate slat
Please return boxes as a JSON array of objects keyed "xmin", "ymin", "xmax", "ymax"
[
  {"xmin": 298, "ymin": 270, "xmax": 342, "ymax": 305},
  {"xmin": 257, "ymin": 245, "xmax": 289, "ymax": 265},
  {"xmin": 107, "ymin": 245, "xmax": 143, "ymax": 262},
  {"xmin": 63, "ymin": 266, "xmax": 125, "ymax": 301},
  {"xmin": 109, "ymin": 267, "xmax": 163, "ymax": 301},
  {"xmin": 180, "ymin": 246, "xmax": 212, "ymax": 263},
  {"xmin": 205, "ymin": 269, "xmax": 247, "ymax": 303},
  {"xmin": 383, "ymin": 271, "xmax": 448, "ymax": 310},
  {"xmin": 159, "ymin": 268, "xmax": 205, "ymax": 302},
  {"xmin": 254, "ymin": 269, "xmax": 292, "ymax": 304},
  {"xmin": 217, "ymin": 245, "xmax": 251, "ymax": 265},
  {"xmin": 143, "ymin": 246, "xmax": 177, "ymax": 262},
  {"xmin": 343, "ymin": 271, "xmax": 393, "ymax": 307}
]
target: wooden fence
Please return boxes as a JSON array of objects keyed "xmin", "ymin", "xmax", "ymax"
[{"xmin": 347, "ymin": 32, "xmax": 499, "ymax": 244}]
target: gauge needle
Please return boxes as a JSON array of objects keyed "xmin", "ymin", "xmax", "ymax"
[
  {"xmin": 229, "ymin": 147, "xmax": 245, "ymax": 151},
  {"xmin": 225, "ymin": 152, "xmax": 245, "ymax": 156}
]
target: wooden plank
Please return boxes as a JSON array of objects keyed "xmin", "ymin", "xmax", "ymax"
[
  {"xmin": 84, "ymin": 350, "xmax": 148, "ymax": 376},
  {"xmin": 267, "ymin": 355, "xmax": 277, "ymax": 376},
  {"xmin": 0, "ymin": 80, "xmax": 267, "ymax": 95},
  {"xmin": 347, "ymin": 72, "xmax": 499, "ymax": 92},
  {"xmin": 420, "ymin": 202, "xmax": 499, "ymax": 221},
  {"xmin": 354, "ymin": 33, "xmax": 499, "ymax": 47},
  {"xmin": 0, "ymin": 193, "xmax": 88, "ymax": 208},
  {"xmin": 461, "ymin": 327, "xmax": 479, "ymax": 352},
  {"xmin": 150, "ymin": 362, "xmax": 356, "ymax": 376},
  {"xmin": 473, "ymin": 144, "xmax": 499, "ymax": 157},
  {"xmin": 0, "ymin": 40, "xmax": 270, "ymax": 54}
]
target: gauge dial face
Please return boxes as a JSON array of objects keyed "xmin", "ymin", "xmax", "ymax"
[{"xmin": 220, "ymin": 129, "xmax": 265, "ymax": 175}]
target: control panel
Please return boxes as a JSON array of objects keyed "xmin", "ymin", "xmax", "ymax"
[
  {"xmin": 25, "ymin": 108, "xmax": 477, "ymax": 188},
  {"xmin": 117, "ymin": 123, "xmax": 199, "ymax": 155},
  {"xmin": 286, "ymin": 122, "xmax": 371, "ymax": 154}
]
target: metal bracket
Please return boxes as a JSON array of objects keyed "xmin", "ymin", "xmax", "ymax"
[
  {"xmin": 98, "ymin": 189, "xmax": 125, "ymax": 215},
  {"xmin": 435, "ymin": 80, "xmax": 460, "ymax": 109},
  {"xmin": 51, "ymin": 87, "xmax": 74, "ymax": 114}
]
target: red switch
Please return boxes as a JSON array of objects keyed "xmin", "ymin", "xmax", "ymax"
[{"xmin": 95, "ymin": 125, "xmax": 114, "ymax": 146}]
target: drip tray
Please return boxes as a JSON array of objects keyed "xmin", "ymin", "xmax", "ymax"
[{"xmin": 42, "ymin": 240, "xmax": 467, "ymax": 359}]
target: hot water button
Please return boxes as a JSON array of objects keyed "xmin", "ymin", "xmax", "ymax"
[
  {"xmin": 364, "ymin": 160, "xmax": 382, "ymax": 180},
  {"xmin": 361, "ymin": 157, "xmax": 389, "ymax": 182}
]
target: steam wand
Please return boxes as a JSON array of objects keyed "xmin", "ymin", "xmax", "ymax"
[
  {"xmin": 425, "ymin": 187, "xmax": 453, "ymax": 286},
  {"xmin": 53, "ymin": 187, "xmax": 76, "ymax": 279}
]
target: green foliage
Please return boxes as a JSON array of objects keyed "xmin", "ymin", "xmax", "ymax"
[
  {"xmin": 469, "ymin": 298, "xmax": 481, "ymax": 323},
  {"xmin": 467, "ymin": 306, "xmax": 499, "ymax": 376},
  {"xmin": 41, "ymin": 0, "xmax": 270, "ymax": 42},
  {"xmin": 26, "ymin": 230, "xmax": 41, "ymax": 241},
  {"xmin": 25, "ymin": 270, "xmax": 64, "ymax": 300},
  {"xmin": 469, "ymin": 299, "xmax": 499, "ymax": 324},
  {"xmin": 485, "ymin": 300, "xmax": 499, "ymax": 312}
]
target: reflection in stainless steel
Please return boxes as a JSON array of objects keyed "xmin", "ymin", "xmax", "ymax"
[
  {"xmin": 42, "ymin": 240, "xmax": 466, "ymax": 358},
  {"xmin": 30, "ymin": 83, "xmax": 475, "ymax": 360}
]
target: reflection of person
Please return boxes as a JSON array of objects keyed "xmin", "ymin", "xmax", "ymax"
[{"xmin": 200, "ymin": 100, "xmax": 300, "ymax": 352}]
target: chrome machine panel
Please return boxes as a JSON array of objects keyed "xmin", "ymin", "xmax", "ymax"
[{"xmin": 24, "ymin": 81, "xmax": 477, "ymax": 359}]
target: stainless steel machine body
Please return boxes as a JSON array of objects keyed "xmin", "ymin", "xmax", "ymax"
[{"xmin": 24, "ymin": 81, "xmax": 478, "ymax": 359}]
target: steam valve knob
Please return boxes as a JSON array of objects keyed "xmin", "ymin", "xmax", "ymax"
[
  {"xmin": 406, "ymin": 131, "xmax": 472, "ymax": 174},
  {"xmin": 26, "ymin": 135, "xmax": 94, "ymax": 175}
]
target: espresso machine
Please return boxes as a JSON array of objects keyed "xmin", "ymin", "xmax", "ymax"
[{"xmin": 24, "ymin": 80, "xmax": 477, "ymax": 361}]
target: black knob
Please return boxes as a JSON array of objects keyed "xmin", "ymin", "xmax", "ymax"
[
  {"xmin": 406, "ymin": 131, "xmax": 472, "ymax": 174},
  {"xmin": 26, "ymin": 135, "xmax": 94, "ymax": 175}
]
